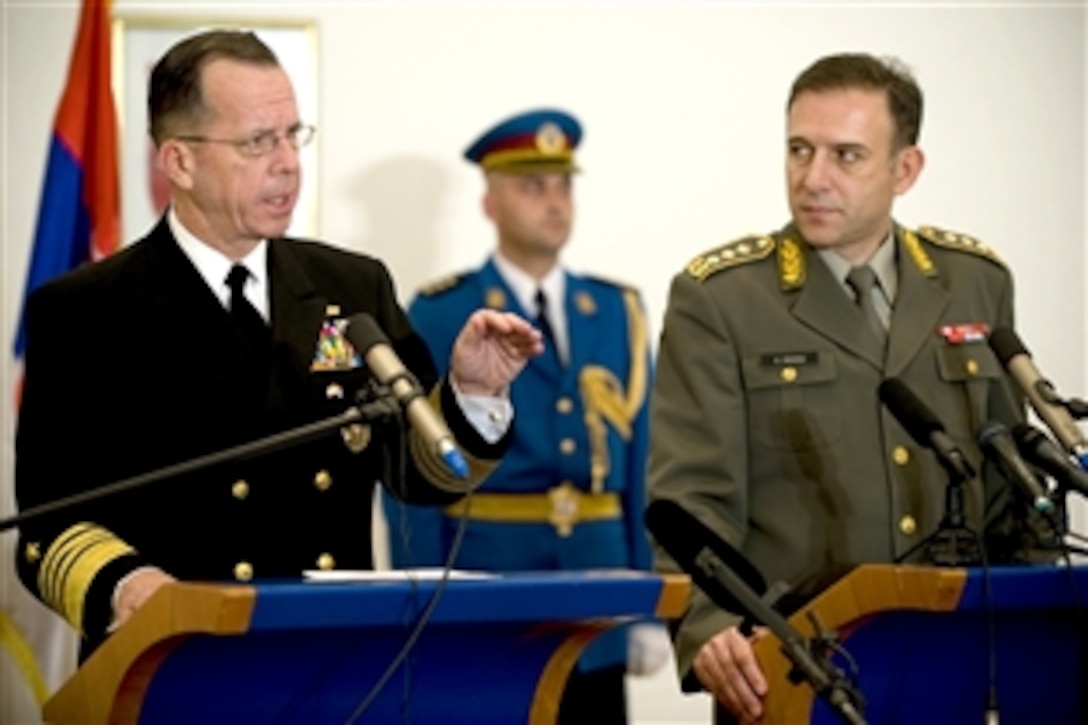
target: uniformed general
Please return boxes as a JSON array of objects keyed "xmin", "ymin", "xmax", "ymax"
[
  {"xmin": 381, "ymin": 108, "xmax": 669, "ymax": 723},
  {"xmin": 648, "ymin": 53, "xmax": 1026, "ymax": 723},
  {"xmin": 14, "ymin": 30, "xmax": 542, "ymax": 661}
]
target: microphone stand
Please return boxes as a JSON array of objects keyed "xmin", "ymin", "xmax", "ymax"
[
  {"xmin": 896, "ymin": 468, "xmax": 983, "ymax": 567},
  {"xmin": 1040, "ymin": 486, "xmax": 1088, "ymax": 558},
  {"xmin": 696, "ymin": 551, "xmax": 867, "ymax": 725},
  {"xmin": 1061, "ymin": 398, "xmax": 1088, "ymax": 420},
  {"xmin": 0, "ymin": 385, "xmax": 401, "ymax": 533}
]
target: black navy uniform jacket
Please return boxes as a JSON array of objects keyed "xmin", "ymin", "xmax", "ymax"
[{"xmin": 15, "ymin": 216, "xmax": 507, "ymax": 654}]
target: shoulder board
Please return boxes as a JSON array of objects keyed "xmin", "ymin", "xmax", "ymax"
[
  {"xmin": 684, "ymin": 234, "xmax": 775, "ymax": 282},
  {"xmin": 416, "ymin": 272, "xmax": 467, "ymax": 298},
  {"xmin": 916, "ymin": 225, "xmax": 1005, "ymax": 267}
]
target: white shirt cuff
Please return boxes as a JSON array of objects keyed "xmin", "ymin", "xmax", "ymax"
[{"xmin": 451, "ymin": 379, "xmax": 512, "ymax": 444}]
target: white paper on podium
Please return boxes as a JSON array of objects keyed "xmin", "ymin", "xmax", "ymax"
[{"xmin": 302, "ymin": 568, "xmax": 498, "ymax": 583}]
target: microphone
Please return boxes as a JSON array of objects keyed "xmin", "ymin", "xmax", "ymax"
[
  {"xmin": 645, "ymin": 499, "xmax": 866, "ymax": 725},
  {"xmin": 1013, "ymin": 423, "xmax": 1088, "ymax": 499},
  {"xmin": 877, "ymin": 379, "xmax": 976, "ymax": 483},
  {"xmin": 976, "ymin": 420, "xmax": 1054, "ymax": 513},
  {"xmin": 344, "ymin": 313, "xmax": 469, "ymax": 479},
  {"xmin": 988, "ymin": 328, "xmax": 1088, "ymax": 469}
]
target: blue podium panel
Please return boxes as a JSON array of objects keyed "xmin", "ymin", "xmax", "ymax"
[
  {"xmin": 757, "ymin": 565, "xmax": 1088, "ymax": 725},
  {"xmin": 45, "ymin": 570, "xmax": 689, "ymax": 724},
  {"xmin": 139, "ymin": 621, "xmax": 579, "ymax": 723}
]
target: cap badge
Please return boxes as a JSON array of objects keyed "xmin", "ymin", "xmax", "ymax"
[{"xmin": 536, "ymin": 122, "xmax": 566, "ymax": 154}]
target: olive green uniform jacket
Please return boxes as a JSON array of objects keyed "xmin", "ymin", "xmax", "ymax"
[{"xmin": 649, "ymin": 223, "xmax": 1022, "ymax": 683}]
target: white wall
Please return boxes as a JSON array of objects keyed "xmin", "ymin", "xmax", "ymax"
[{"xmin": 2, "ymin": 2, "xmax": 1084, "ymax": 723}]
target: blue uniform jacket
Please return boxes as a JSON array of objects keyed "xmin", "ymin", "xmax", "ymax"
[{"xmin": 383, "ymin": 257, "xmax": 653, "ymax": 670}]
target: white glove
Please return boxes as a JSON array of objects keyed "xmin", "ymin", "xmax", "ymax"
[{"xmin": 626, "ymin": 622, "xmax": 673, "ymax": 676}]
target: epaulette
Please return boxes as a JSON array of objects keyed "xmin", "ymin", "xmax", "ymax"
[
  {"xmin": 916, "ymin": 225, "xmax": 1005, "ymax": 267},
  {"xmin": 684, "ymin": 234, "xmax": 775, "ymax": 282},
  {"xmin": 416, "ymin": 272, "xmax": 467, "ymax": 297}
]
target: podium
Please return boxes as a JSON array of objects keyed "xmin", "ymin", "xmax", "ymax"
[
  {"xmin": 755, "ymin": 564, "xmax": 1088, "ymax": 724},
  {"xmin": 44, "ymin": 570, "xmax": 689, "ymax": 724}
]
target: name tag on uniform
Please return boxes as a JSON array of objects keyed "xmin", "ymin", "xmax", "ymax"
[{"xmin": 760, "ymin": 352, "xmax": 819, "ymax": 367}]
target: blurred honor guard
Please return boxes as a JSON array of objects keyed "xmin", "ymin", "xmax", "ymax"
[{"xmin": 383, "ymin": 109, "xmax": 668, "ymax": 722}]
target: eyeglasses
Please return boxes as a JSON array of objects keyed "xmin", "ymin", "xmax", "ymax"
[{"xmin": 175, "ymin": 124, "xmax": 316, "ymax": 158}]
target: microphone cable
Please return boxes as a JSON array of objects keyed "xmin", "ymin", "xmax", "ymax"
[
  {"xmin": 980, "ymin": 464, "xmax": 1079, "ymax": 724},
  {"xmin": 1066, "ymin": 529, "xmax": 1088, "ymax": 550},
  {"xmin": 978, "ymin": 534, "xmax": 999, "ymax": 724},
  {"xmin": 1051, "ymin": 504, "xmax": 1086, "ymax": 722},
  {"xmin": 343, "ymin": 495, "xmax": 472, "ymax": 725},
  {"xmin": 343, "ymin": 412, "xmax": 476, "ymax": 725},
  {"xmin": 270, "ymin": 396, "xmax": 473, "ymax": 725}
]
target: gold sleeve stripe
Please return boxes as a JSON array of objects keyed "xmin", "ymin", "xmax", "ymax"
[
  {"xmin": 408, "ymin": 387, "xmax": 500, "ymax": 493},
  {"xmin": 41, "ymin": 524, "xmax": 131, "ymax": 633},
  {"xmin": 38, "ymin": 524, "xmax": 96, "ymax": 609},
  {"xmin": 45, "ymin": 526, "xmax": 118, "ymax": 611},
  {"xmin": 38, "ymin": 523, "xmax": 134, "ymax": 634},
  {"xmin": 409, "ymin": 427, "xmax": 499, "ymax": 493}
]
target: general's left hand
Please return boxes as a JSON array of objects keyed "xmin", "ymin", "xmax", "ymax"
[{"xmin": 450, "ymin": 309, "xmax": 543, "ymax": 396}]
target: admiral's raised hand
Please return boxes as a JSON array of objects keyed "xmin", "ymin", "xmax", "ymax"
[{"xmin": 450, "ymin": 310, "xmax": 543, "ymax": 396}]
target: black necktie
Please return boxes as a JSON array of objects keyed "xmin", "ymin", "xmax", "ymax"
[
  {"xmin": 226, "ymin": 264, "xmax": 269, "ymax": 348},
  {"xmin": 534, "ymin": 288, "xmax": 559, "ymax": 361},
  {"xmin": 846, "ymin": 265, "xmax": 887, "ymax": 358}
]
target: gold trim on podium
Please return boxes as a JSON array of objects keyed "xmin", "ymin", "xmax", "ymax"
[
  {"xmin": 44, "ymin": 583, "xmax": 256, "ymax": 724},
  {"xmin": 529, "ymin": 572, "xmax": 692, "ymax": 724},
  {"xmin": 44, "ymin": 572, "xmax": 692, "ymax": 724},
  {"xmin": 754, "ymin": 564, "xmax": 967, "ymax": 723},
  {"xmin": 529, "ymin": 622, "xmax": 611, "ymax": 725},
  {"xmin": 655, "ymin": 572, "xmax": 692, "ymax": 618}
]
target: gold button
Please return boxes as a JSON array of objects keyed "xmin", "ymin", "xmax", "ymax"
[
  {"xmin": 314, "ymin": 470, "xmax": 332, "ymax": 491},
  {"xmin": 892, "ymin": 446, "xmax": 910, "ymax": 466},
  {"xmin": 899, "ymin": 515, "xmax": 917, "ymax": 536},
  {"xmin": 25, "ymin": 542, "xmax": 41, "ymax": 564},
  {"xmin": 234, "ymin": 562, "xmax": 253, "ymax": 582},
  {"xmin": 326, "ymin": 382, "xmax": 344, "ymax": 399},
  {"xmin": 317, "ymin": 553, "xmax": 336, "ymax": 571},
  {"xmin": 232, "ymin": 480, "xmax": 250, "ymax": 500},
  {"xmin": 341, "ymin": 424, "xmax": 371, "ymax": 454},
  {"xmin": 560, "ymin": 438, "xmax": 576, "ymax": 455},
  {"xmin": 556, "ymin": 397, "xmax": 574, "ymax": 414},
  {"xmin": 965, "ymin": 359, "xmax": 979, "ymax": 376},
  {"xmin": 780, "ymin": 366, "xmax": 798, "ymax": 383}
]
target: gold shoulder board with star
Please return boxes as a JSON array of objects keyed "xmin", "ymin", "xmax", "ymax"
[
  {"xmin": 685, "ymin": 234, "xmax": 775, "ymax": 282},
  {"xmin": 417, "ymin": 272, "xmax": 466, "ymax": 298},
  {"xmin": 917, "ymin": 225, "xmax": 1005, "ymax": 267}
]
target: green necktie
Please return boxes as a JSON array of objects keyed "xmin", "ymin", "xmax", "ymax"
[{"xmin": 846, "ymin": 265, "xmax": 887, "ymax": 357}]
